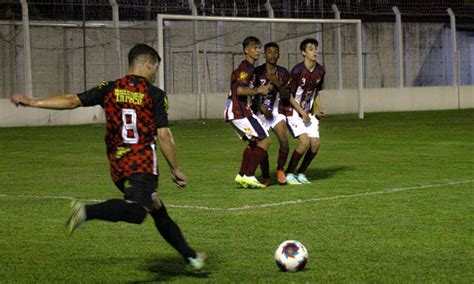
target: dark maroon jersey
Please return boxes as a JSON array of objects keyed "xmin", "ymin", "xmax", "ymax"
[
  {"xmin": 77, "ymin": 75, "xmax": 169, "ymax": 182},
  {"xmin": 224, "ymin": 60, "xmax": 255, "ymax": 121},
  {"xmin": 253, "ymin": 64, "xmax": 290, "ymax": 114},
  {"xmin": 283, "ymin": 62, "xmax": 325, "ymax": 116}
]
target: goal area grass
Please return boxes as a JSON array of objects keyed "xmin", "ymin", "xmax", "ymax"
[{"xmin": 0, "ymin": 109, "xmax": 472, "ymax": 282}]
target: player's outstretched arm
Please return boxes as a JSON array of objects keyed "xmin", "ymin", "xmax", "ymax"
[
  {"xmin": 11, "ymin": 94, "xmax": 82, "ymax": 110},
  {"xmin": 157, "ymin": 127, "xmax": 187, "ymax": 188}
]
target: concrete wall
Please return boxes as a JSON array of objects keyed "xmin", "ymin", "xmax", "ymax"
[
  {"xmin": 2, "ymin": 21, "xmax": 474, "ymax": 100},
  {"xmin": 1, "ymin": 86, "xmax": 472, "ymax": 127}
]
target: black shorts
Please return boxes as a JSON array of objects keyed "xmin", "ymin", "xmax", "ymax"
[{"xmin": 114, "ymin": 173, "xmax": 158, "ymax": 209}]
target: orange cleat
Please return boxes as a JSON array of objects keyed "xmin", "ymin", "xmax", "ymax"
[{"xmin": 276, "ymin": 170, "xmax": 287, "ymax": 185}]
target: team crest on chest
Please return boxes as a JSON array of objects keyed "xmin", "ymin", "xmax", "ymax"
[{"xmin": 239, "ymin": 71, "xmax": 248, "ymax": 82}]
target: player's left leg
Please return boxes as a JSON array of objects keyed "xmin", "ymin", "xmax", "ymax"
[
  {"xmin": 296, "ymin": 115, "xmax": 321, "ymax": 184},
  {"xmin": 149, "ymin": 198, "xmax": 206, "ymax": 270}
]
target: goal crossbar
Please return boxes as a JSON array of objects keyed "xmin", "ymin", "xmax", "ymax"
[{"xmin": 157, "ymin": 14, "xmax": 364, "ymax": 119}]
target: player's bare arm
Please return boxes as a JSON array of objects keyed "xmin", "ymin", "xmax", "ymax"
[
  {"xmin": 11, "ymin": 94, "xmax": 82, "ymax": 109},
  {"xmin": 237, "ymin": 84, "xmax": 272, "ymax": 96},
  {"xmin": 315, "ymin": 95, "xmax": 327, "ymax": 116},
  {"xmin": 157, "ymin": 127, "xmax": 187, "ymax": 188}
]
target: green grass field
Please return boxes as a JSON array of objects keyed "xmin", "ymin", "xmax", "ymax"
[{"xmin": 0, "ymin": 109, "xmax": 473, "ymax": 283}]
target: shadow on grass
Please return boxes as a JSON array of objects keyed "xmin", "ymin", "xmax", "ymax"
[
  {"xmin": 131, "ymin": 255, "xmax": 210, "ymax": 283},
  {"xmin": 261, "ymin": 166, "xmax": 350, "ymax": 187},
  {"xmin": 304, "ymin": 166, "xmax": 351, "ymax": 180}
]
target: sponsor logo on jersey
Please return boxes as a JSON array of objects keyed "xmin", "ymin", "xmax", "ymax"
[
  {"xmin": 98, "ymin": 80, "xmax": 109, "ymax": 89},
  {"xmin": 115, "ymin": 146, "xmax": 131, "ymax": 159},
  {"xmin": 114, "ymin": 89, "xmax": 145, "ymax": 105}
]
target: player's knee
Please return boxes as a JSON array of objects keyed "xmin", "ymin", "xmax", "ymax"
[
  {"xmin": 258, "ymin": 137, "xmax": 271, "ymax": 149},
  {"xmin": 311, "ymin": 139, "xmax": 320, "ymax": 152},
  {"xmin": 299, "ymin": 137, "xmax": 310, "ymax": 150},
  {"xmin": 126, "ymin": 202, "xmax": 148, "ymax": 224},
  {"xmin": 248, "ymin": 140, "xmax": 257, "ymax": 148},
  {"xmin": 149, "ymin": 203, "xmax": 170, "ymax": 227},
  {"xmin": 279, "ymin": 139, "xmax": 289, "ymax": 150}
]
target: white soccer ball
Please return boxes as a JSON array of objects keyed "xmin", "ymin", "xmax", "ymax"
[{"xmin": 274, "ymin": 240, "xmax": 308, "ymax": 272}]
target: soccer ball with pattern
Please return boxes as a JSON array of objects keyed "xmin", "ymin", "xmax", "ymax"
[{"xmin": 274, "ymin": 240, "xmax": 308, "ymax": 272}]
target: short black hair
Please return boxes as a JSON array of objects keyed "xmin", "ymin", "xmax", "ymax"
[
  {"xmin": 299, "ymin": 38, "xmax": 319, "ymax": 51},
  {"xmin": 242, "ymin": 36, "xmax": 261, "ymax": 51},
  {"xmin": 264, "ymin": 42, "xmax": 279, "ymax": 51},
  {"xmin": 128, "ymin": 44, "xmax": 161, "ymax": 66}
]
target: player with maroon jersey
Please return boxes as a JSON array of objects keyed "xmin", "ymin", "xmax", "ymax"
[
  {"xmin": 284, "ymin": 38, "xmax": 327, "ymax": 185},
  {"xmin": 10, "ymin": 44, "xmax": 206, "ymax": 270},
  {"xmin": 224, "ymin": 36, "xmax": 273, "ymax": 189},
  {"xmin": 252, "ymin": 42, "xmax": 307, "ymax": 185}
]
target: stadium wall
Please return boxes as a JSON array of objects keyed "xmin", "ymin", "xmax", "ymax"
[{"xmin": 1, "ymin": 86, "xmax": 472, "ymax": 127}]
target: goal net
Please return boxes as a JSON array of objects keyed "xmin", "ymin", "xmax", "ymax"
[{"xmin": 157, "ymin": 15, "xmax": 363, "ymax": 118}]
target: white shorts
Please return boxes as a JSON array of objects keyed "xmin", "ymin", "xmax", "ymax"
[
  {"xmin": 230, "ymin": 114, "xmax": 269, "ymax": 141},
  {"xmin": 256, "ymin": 112, "xmax": 287, "ymax": 132},
  {"xmin": 286, "ymin": 114, "xmax": 320, "ymax": 138}
]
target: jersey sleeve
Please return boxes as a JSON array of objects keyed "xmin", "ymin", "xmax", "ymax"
[
  {"xmin": 316, "ymin": 65, "xmax": 326, "ymax": 92},
  {"xmin": 289, "ymin": 67, "xmax": 300, "ymax": 96},
  {"xmin": 150, "ymin": 87, "xmax": 170, "ymax": 128},
  {"xmin": 279, "ymin": 68, "xmax": 291, "ymax": 100},
  {"xmin": 236, "ymin": 68, "xmax": 251, "ymax": 88},
  {"xmin": 77, "ymin": 80, "xmax": 112, "ymax": 107}
]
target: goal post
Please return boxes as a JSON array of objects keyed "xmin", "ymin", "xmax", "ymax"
[{"xmin": 157, "ymin": 14, "xmax": 364, "ymax": 119}]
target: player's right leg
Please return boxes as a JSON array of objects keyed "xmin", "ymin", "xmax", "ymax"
[
  {"xmin": 271, "ymin": 117, "xmax": 290, "ymax": 185},
  {"xmin": 231, "ymin": 116, "xmax": 270, "ymax": 189},
  {"xmin": 296, "ymin": 115, "xmax": 321, "ymax": 184},
  {"xmin": 256, "ymin": 113, "xmax": 273, "ymax": 186}
]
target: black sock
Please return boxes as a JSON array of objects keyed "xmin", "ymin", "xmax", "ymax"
[
  {"xmin": 149, "ymin": 205, "xmax": 196, "ymax": 260},
  {"xmin": 85, "ymin": 199, "xmax": 147, "ymax": 224}
]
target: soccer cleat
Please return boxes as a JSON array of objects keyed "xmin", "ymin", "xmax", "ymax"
[
  {"xmin": 234, "ymin": 174, "xmax": 248, "ymax": 188},
  {"xmin": 65, "ymin": 200, "xmax": 86, "ymax": 236},
  {"xmin": 276, "ymin": 170, "xmax": 287, "ymax": 185},
  {"xmin": 241, "ymin": 175, "xmax": 266, "ymax": 189},
  {"xmin": 296, "ymin": 173, "xmax": 311, "ymax": 184},
  {"xmin": 188, "ymin": 252, "xmax": 207, "ymax": 270},
  {"xmin": 261, "ymin": 178, "xmax": 271, "ymax": 187},
  {"xmin": 286, "ymin": 173, "xmax": 301, "ymax": 185}
]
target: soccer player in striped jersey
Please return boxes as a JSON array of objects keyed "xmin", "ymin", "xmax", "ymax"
[
  {"xmin": 224, "ymin": 36, "xmax": 273, "ymax": 189},
  {"xmin": 252, "ymin": 42, "xmax": 307, "ymax": 185},
  {"xmin": 11, "ymin": 44, "xmax": 206, "ymax": 270},
  {"xmin": 284, "ymin": 38, "xmax": 327, "ymax": 185}
]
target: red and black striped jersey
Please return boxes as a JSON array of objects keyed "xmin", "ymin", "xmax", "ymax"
[
  {"xmin": 77, "ymin": 75, "xmax": 168, "ymax": 181},
  {"xmin": 224, "ymin": 60, "xmax": 255, "ymax": 121}
]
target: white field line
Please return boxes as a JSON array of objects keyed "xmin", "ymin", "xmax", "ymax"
[{"xmin": 0, "ymin": 179, "xmax": 472, "ymax": 211}]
